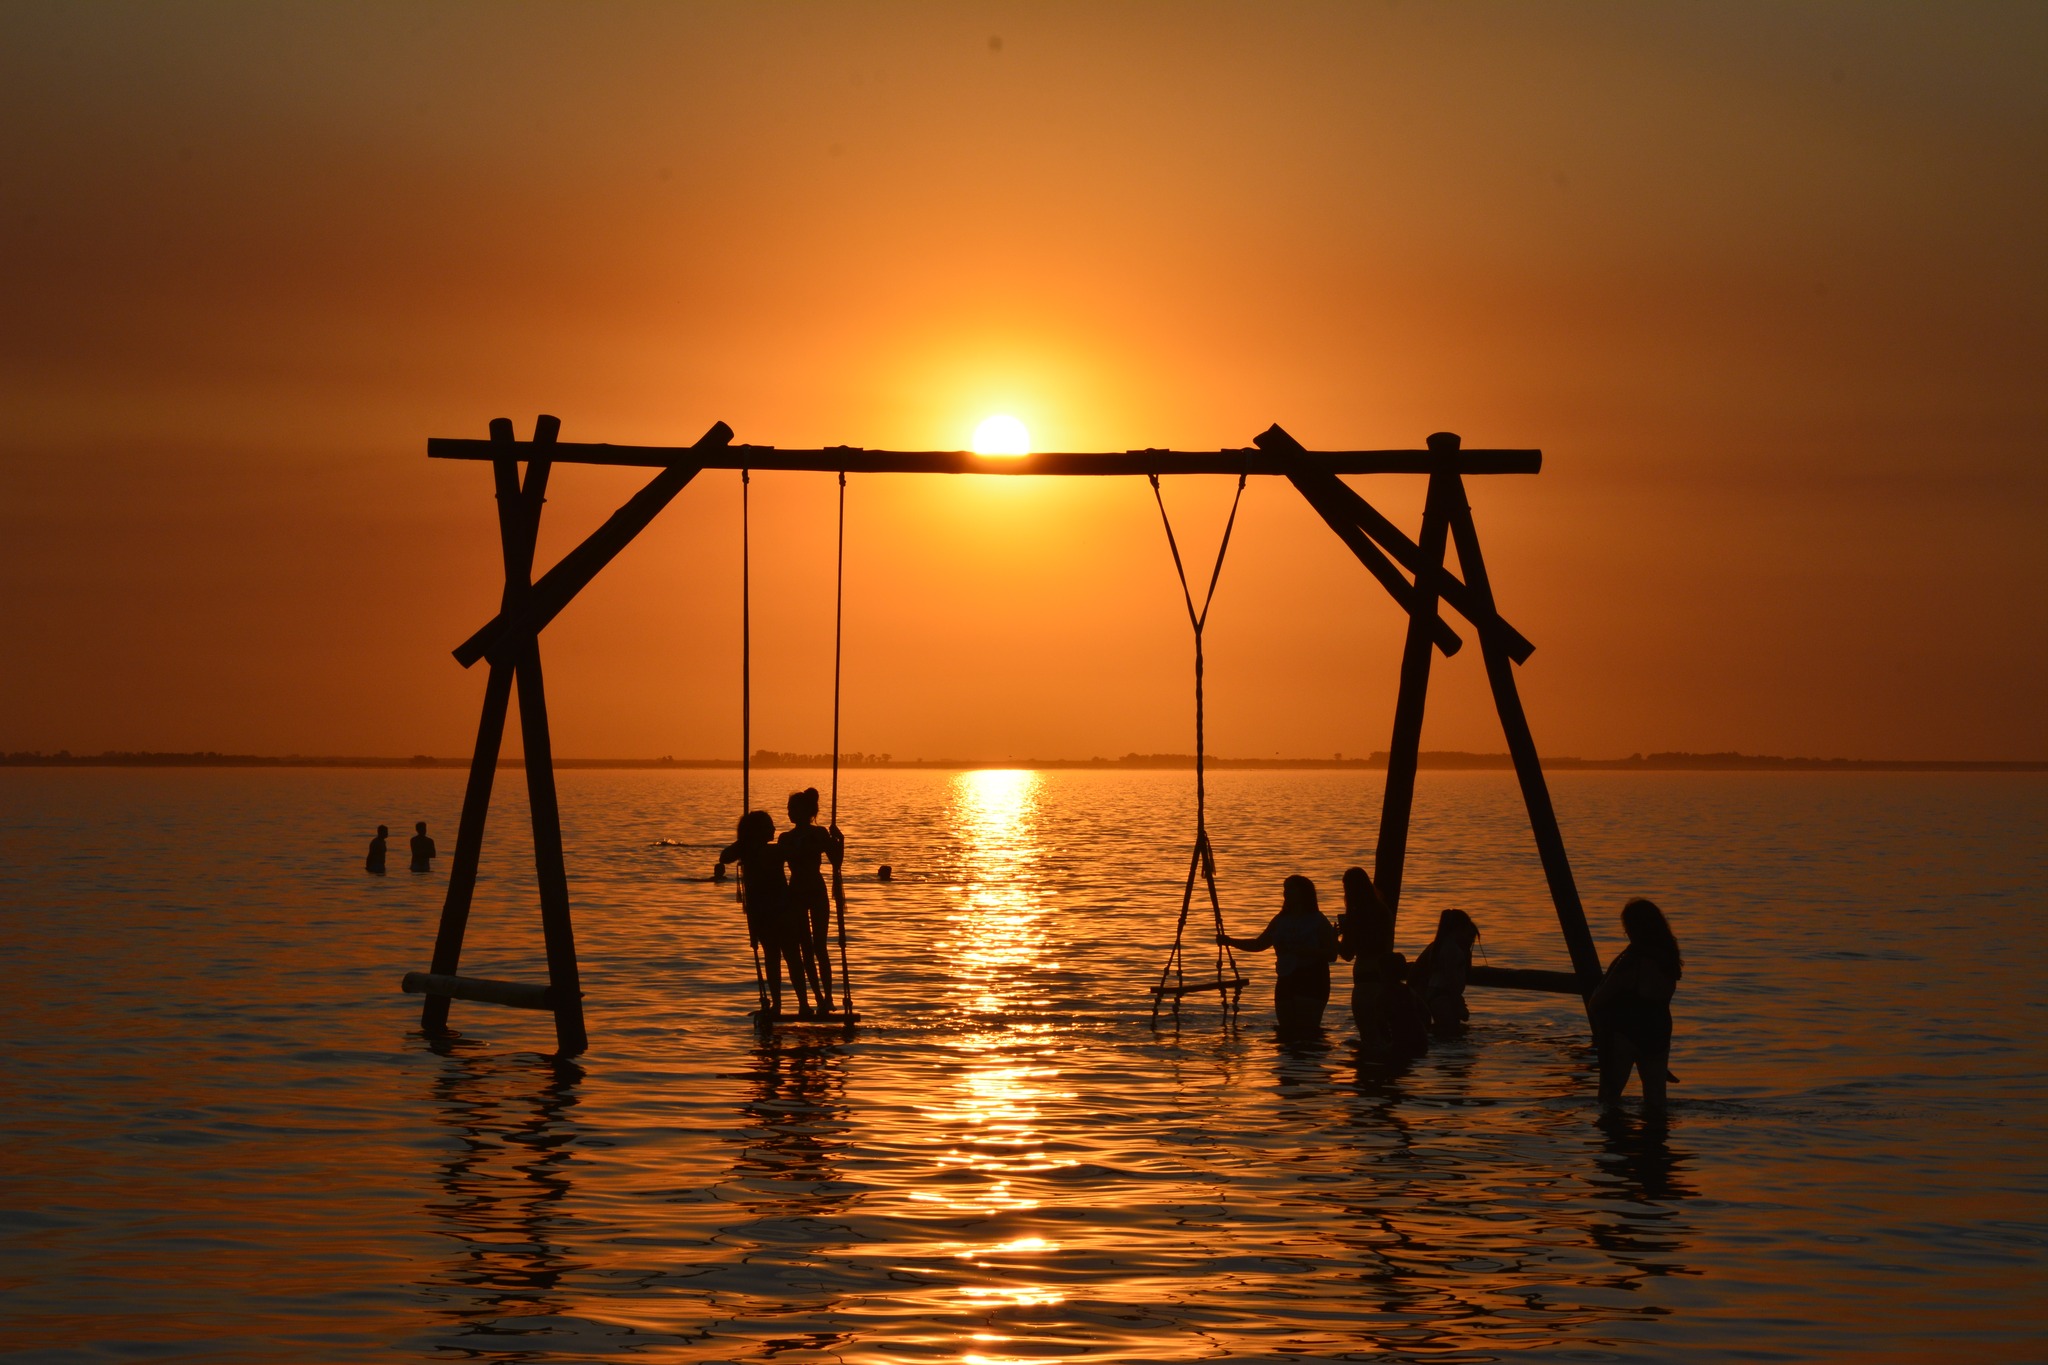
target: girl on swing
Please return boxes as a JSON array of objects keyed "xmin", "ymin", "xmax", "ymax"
[
  {"xmin": 777, "ymin": 787, "xmax": 843, "ymax": 1013},
  {"xmin": 719, "ymin": 810, "xmax": 820, "ymax": 1019}
]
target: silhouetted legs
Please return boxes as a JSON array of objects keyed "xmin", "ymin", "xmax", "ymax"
[{"xmin": 1598, "ymin": 1032, "xmax": 1669, "ymax": 1110}]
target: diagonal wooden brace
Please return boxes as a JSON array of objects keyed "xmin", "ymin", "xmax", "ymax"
[
  {"xmin": 1291, "ymin": 472, "xmax": 1464, "ymax": 657},
  {"xmin": 454, "ymin": 420, "xmax": 733, "ymax": 668},
  {"xmin": 1260, "ymin": 424, "xmax": 1534, "ymax": 664}
]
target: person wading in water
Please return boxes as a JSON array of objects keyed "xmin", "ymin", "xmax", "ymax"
[
  {"xmin": 1336, "ymin": 865, "xmax": 1428, "ymax": 1055},
  {"xmin": 719, "ymin": 810, "xmax": 817, "ymax": 1019},
  {"xmin": 777, "ymin": 787, "xmax": 842, "ymax": 1013},
  {"xmin": 1222, "ymin": 874, "xmax": 1340, "ymax": 1033},
  {"xmin": 1590, "ymin": 897, "xmax": 1683, "ymax": 1110},
  {"xmin": 1411, "ymin": 908, "xmax": 1481, "ymax": 1033}
]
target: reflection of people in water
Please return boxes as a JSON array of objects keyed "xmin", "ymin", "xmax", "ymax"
[
  {"xmin": 409, "ymin": 820, "xmax": 438, "ymax": 873},
  {"xmin": 777, "ymin": 788, "xmax": 842, "ymax": 1013},
  {"xmin": 365, "ymin": 825, "xmax": 389, "ymax": 875},
  {"xmin": 1222, "ymin": 874, "xmax": 1339, "ymax": 1031},
  {"xmin": 1337, "ymin": 866, "xmax": 1428, "ymax": 1054},
  {"xmin": 1411, "ymin": 908, "xmax": 1480, "ymax": 1032},
  {"xmin": 1591, "ymin": 897, "xmax": 1682, "ymax": 1109},
  {"xmin": 720, "ymin": 810, "xmax": 817, "ymax": 1018}
]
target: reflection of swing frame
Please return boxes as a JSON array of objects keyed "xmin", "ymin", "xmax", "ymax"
[{"xmin": 400, "ymin": 416, "xmax": 1603, "ymax": 1056}]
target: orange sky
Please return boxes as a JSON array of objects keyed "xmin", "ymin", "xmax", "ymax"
[{"xmin": 2, "ymin": 3, "xmax": 2043, "ymax": 761}]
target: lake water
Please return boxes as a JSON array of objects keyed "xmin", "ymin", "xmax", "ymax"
[{"xmin": 1, "ymin": 768, "xmax": 2043, "ymax": 1363}]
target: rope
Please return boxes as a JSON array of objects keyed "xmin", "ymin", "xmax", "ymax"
[
  {"xmin": 831, "ymin": 470, "xmax": 855, "ymax": 1022},
  {"xmin": 739, "ymin": 467, "xmax": 768, "ymax": 1016},
  {"xmin": 1148, "ymin": 472, "xmax": 1248, "ymax": 1019},
  {"xmin": 749, "ymin": 470, "xmax": 757, "ymax": 818}
]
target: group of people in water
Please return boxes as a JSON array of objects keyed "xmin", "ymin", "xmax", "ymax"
[
  {"xmin": 1222, "ymin": 867, "xmax": 1681, "ymax": 1107},
  {"xmin": 717, "ymin": 787, "xmax": 845, "ymax": 1020},
  {"xmin": 365, "ymin": 821, "xmax": 436, "ymax": 875}
]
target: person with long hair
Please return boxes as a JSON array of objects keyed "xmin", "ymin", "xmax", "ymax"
[
  {"xmin": 1590, "ymin": 897, "xmax": 1682, "ymax": 1109},
  {"xmin": 1221, "ymin": 874, "xmax": 1340, "ymax": 1032},
  {"xmin": 719, "ymin": 809, "xmax": 815, "ymax": 1019},
  {"xmin": 1336, "ymin": 865, "xmax": 1428, "ymax": 1054},
  {"xmin": 777, "ymin": 787, "xmax": 842, "ymax": 1012},
  {"xmin": 1411, "ymin": 908, "xmax": 1481, "ymax": 1032}
]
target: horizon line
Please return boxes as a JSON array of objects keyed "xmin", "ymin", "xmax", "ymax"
[{"xmin": 3, "ymin": 749, "xmax": 2042, "ymax": 773}]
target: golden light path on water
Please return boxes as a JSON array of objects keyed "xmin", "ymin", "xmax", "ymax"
[{"xmin": 927, "ymin": 770, "xmax": 1073, "ymax": 1356}]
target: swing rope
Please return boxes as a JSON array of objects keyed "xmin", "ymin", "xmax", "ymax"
[
  {"xmin": 1149, "ymin": 471, "xmax": 1250, "ymax": 1019},
  {"xmin": 830, "ymin": 470, "xmax": 856, "ymax": 1023},
  {"xmin": 739, "ymin": 467, "xmax": 770, "ymax": 1014}
]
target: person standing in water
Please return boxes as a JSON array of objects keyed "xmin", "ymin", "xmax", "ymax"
[
  {"xmin": 365, "ymin": 825, "xmax": 389, "ymax": 875},
  {"xmin": 1590, "ymin": 897, "xmax": 1683, "ymax": 1110},
  {"xmin": 1221, "ymin": 874, "xmax": 1339, "ymax": 1032},
  {"xmin": 409, "ymin": 821, "xmax": 437, "ymax": 873},
  {"xmin": 1411, "ymin": 908, "xmax": 1481, "ymax": 1032},
  {"xmin": 719, "ymin": 810, "xmax": 816, "ymax": 1019},
  {"xmin": 777, "ymin": 787, "xmax": 842, "ymax": 1013},
  {"xmin": 1336, "ymin": 865, "xmax": 1428, "ymax": 1054}
]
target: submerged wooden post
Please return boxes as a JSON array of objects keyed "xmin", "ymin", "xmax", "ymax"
[
  {"xmin": 1373, "ymin": 433, "xmax": 1463, "ymax": 916},
  {"xmin": 1446, "ymin": 487, "xmax": 1605, "ymax": 994},
  {"xmin": 513, "ymin": 642, "xmax": 588, "ymax": 1055}
]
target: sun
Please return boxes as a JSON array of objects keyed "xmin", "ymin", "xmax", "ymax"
[{"xmin": 971, "ymin": 415, "xmax": 1031, "ymax": 456}]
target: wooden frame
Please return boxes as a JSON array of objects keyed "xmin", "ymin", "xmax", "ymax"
[{"xmin": 403, "ymin": 417, "xmax": 1600, "ymax": 1055}]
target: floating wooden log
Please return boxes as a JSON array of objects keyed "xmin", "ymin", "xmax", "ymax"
[
  {"xmin": 1465, "ymin": 966, "xmax": 1584, "ymax": 994},
  {"xmin": 403, "ymin": 971, "xmax": 564, "ymax": 1011}
]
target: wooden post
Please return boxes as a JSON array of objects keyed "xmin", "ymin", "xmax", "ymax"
[
  {"xmin": 1373, "ymin": 433, "xmax": 1462, "ymax": 916},
  {"xmin": 514, "ymin": 642, "xmax": 588, "ymax": 1055},
  {"xmin": 1445, "ymin": 487, "xmax": 1605, "ymax": 994},
  {"xmin": 421, "ymin": 418, "xmax": 539, "ymax": 1034}
]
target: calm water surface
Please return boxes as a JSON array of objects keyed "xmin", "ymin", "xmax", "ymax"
[{"xmin": 0, "ymin": 769, "xmax": 2043, "ymax": 1362}]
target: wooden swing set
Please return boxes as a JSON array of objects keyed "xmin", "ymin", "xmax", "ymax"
[{"xmin": 399, "ymin": 416, "xmax": 1603, "ymax": 1056}]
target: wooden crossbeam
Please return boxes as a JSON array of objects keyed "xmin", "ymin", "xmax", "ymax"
[
  {"xmin": 1465, "ymin": 966, "xmax": 1582, "ymax": 994},
  {"xmin": 428, "ymin": 439, "xmax": 1542, "ymax": 477}
]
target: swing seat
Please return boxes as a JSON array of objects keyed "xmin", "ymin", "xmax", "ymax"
[
  {"xmin": 1150, "ymin": 976, "xmax": 1249, "ymax": 999},
  {"xmin": 750, "ymin": 1007, "xmax": 862, "ymax": 1028}
]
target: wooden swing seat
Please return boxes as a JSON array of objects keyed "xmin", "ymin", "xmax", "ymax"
[{"xmin": 1151, "ymin": 976, "xmax": 1250, "ymax": 999}]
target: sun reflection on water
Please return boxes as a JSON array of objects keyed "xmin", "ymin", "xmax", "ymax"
[{"xmin": 916, "ymin": 769, "xmax": 1078, "ymax": 1345}]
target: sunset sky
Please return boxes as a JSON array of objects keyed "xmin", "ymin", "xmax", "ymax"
[{"xmin": 3, "ymin": 2, "xmax": 2042, "ymax": 761}]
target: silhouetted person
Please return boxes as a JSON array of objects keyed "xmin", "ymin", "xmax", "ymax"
[
  {"xmin": 719, "ymin": 810, "xmax": 814, "ymax": 1019},
  {"xmin": 410, "ymin": 820, "xmax": 437, "ymax": 873},
  {"xmin": 365, "ymin": 825, "xmax": 389, "ymax": 875},
  {"xmin": 1412, "ymin": 908, "xmax": 1480, "ymax": 1032},
  {"xmin": 1591, "ymin": 897, "xmax": 1682, "ymax": 1110},
  {"xmin": 876, "ymin": 864, "xmax": 892, "ymax": 882},
  {"xmin": 1222, "ymin": 874, "xmax": 1339, "ymax": 1032},
  {"xmin": 777, "ymin": 787, "xmax": 842, "ymax": 1013},
  {"xmin": 1336, "ymin": 866, "xmax": 1428, "ymax": 1055}
]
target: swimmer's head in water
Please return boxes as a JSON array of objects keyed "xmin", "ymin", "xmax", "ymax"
[
  {"xmin": 1282, "ymin": 873, "xmax": 1319, "ymax": 916},
  {"xmin": 737, "ymin": 809, "xmax": 775, "ymax": 846}
]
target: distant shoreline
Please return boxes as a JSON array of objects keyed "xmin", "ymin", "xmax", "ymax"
[{"xmin": 3, "ymin": 749, "xmax": 2041, "ymax": 773}]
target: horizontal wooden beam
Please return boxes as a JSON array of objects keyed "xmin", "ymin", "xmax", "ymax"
[
  {"xmin": 401, "ymin": 971, "xmax": 565, "ymax": 1010},
  {"xmin": 428, "ymin": 438, "xmax": 1542, "ymax": 477},
  {"xmin": 1465, "ymin": 965, "xmax": 1584, "ymax": 995}
]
